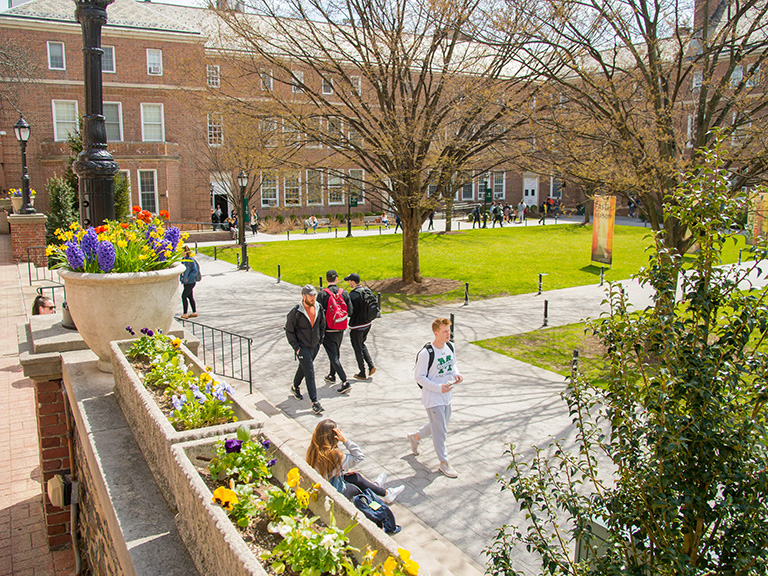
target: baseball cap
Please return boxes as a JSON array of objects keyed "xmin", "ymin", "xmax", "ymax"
[
  {"xmin": 344, "ymin": 273, "xmax": 361, "ymax": 283},
  {"xmin": 326, "ymin": 269, "xmax": 338, "ymax": 281},
  {"xmin": 301, "ymin": 284, "xmax": 317, "ymax": 296}
]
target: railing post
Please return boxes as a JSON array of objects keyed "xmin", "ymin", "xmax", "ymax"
[
  {"xmin": 194, "ymin": 241, "xmax": 198, "ymax": 254},
  {"xmin": 335, "ymin": 228, "xmax": 338, "ymax": 238},
  {"xmin": 236, "ymin": 253, "xmax": 240, "ymax": 267}
]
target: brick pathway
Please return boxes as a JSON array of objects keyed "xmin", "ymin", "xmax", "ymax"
[{"xmin": 0, "ymin": 234, "xmax": 74, "ymax": 576}]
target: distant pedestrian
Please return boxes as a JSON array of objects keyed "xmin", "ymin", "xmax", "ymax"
[
  {"xmin": 285, "ymin": 284, "xmax": 326, "ymax": 414},
  {"xmin": 213, "ymin": 206, "xmax": 223, "ymax": 230},
  {"xmin": 179, "ymin": 246, "xmax": 199, "ymax": 319},
  {"xmin": 250, "ymin": 207, "xmax": 259, "ymax": 235},
  {"xmin": 407, "ymin": 318, "xmax": 462, "ymax": 478},
  {"xmin": 345, "ymin": 273, "xmax": 377, "ymax": 380},
  {"xmin": 538, "ymin": 201, "xmax": 547, "ymax": 225},
  {"xmin": 492, "ymin": 202, "xmax": 503, "ymax": 227},
  {"xmin": 472, "ymin": 205, "xmax": 480, "ymax": 228},
  {"xmin": 210, "ymin": 208, "xmax": 219, "ymax": 231},
  {"xmin": 394, "ymin": 214, "xmax": 402, "ymax": 233},
  {"xmin": 428, "ymin": 211, "xmax": 435, "ymax": 230},
  {"xmin": 32, "ymin": 295, "xmax": 55, "ymax": 315},
  {"xmin": 381, "ymin": 212, "xmax": 390, "ymax": 229},
  {"xmin": 517, "ymin": 200, "xmax": 526, "ymax": 223},
  {"xmin": 318, "ymin": 270, "xmax": 353, "ymax": 394},
  {"xmin": 503, "ymin": 203, "xmax": 511, "ymax": 223}
]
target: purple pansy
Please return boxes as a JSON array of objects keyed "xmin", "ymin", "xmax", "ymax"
[
  {"xmin": 96, "ymin": 240, "xmax": 116, "ymax": 272},
  {"xmin": 267, "ymin": 459, "xmax": 277, "ymax": 467},
  {"xmin": 224, "ymin": 439, "xmax": 243, "ymax": 453},
  {"xmin": 125, "ymin": 326, "xmax": 135, "ymax": 336},
  {"xmin": 172, "ymin": 395, "xmax": 185, "ymax": 411},
  {"xmin": 190, "ymin": 384, "xmax": 206, "ymax": 404},
  {"xmin": 81, "ymin": 228, "xmax": 98, "ymax": 263},
  {"xmin": 212, "ymin": 383, "xmax": 229, "ymax": 402},
  {"xmin": 65, "ymin": 241, "xmax": 85, "ymax": 270},
  {"xmin": 261, "ymin": 440, "xmax": 271, "ymax": 450}
]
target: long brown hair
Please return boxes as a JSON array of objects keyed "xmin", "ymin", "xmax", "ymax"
[{"xmin": 306, "ymin": 419, "xmax": 343, "ymax": 480}]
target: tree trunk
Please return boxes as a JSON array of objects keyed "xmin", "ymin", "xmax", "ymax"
[
  {"xmin": 401, "ymin": 208, "xmax": 423, "ymax": 283},
  {"xmin": 445, "ymin": 197, "xmax": 453, "ymax": 232}
]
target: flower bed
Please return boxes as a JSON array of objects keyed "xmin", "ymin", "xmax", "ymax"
[
  {"xmin": 172, "ymin": 428, "xmax": 419, "ymax": 576},
  {"xmin": 111, "ymin": 335, "xmax": 262, "ymax": 509}
]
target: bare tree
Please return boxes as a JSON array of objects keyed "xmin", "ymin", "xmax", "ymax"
[
  {"xmin": 209, "ymin": 0, "xmax": 530, "ymax": 282},
  {"xmin": 0, "ymin": 37, "xmax": 39, "ymax": 119},
  {"xmin": 503, "ymin": 0, "xmax": 768, "ymax": 255}
]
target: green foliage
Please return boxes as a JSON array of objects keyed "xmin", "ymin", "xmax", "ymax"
[
  {"xmin": 64, "ymin": 121, "xmax": 83, "ymax": 212},
  {"xmin": 114, "ymin": 172, "xmax": 130, "ymax": 221},
  {"xmin": 208, "ymin": 435, "xmax": 273, "ymax": 485},
  {"xmin": 229, "ymin": 483, "xmax": 264, "ymax": 528},
  {"xmin": 44, "ymin": 176, "xmax": 77, "ymax": 246},
  {"xmin": 126, "ymin": 331, "xmax": 179, "ymax": 362},
  {"xmin": 486, "ymin": 139, "xmax": 768, "ymax": 574},
  {"xmin": 264, "ymin": 483, "xmax": 306, "ymax": 521},
  {"xmin": 276, "ymin": 214, "xmax": 285, "ymax": 224}
]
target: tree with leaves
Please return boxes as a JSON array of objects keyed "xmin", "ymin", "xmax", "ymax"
[
  {"xmin": 44, "ymin": 175, "xmax": 77, "ymax": 246},
  {"xmin": 486, "ymin": 140, "xmax": 768, "ymax": 575},
  {"xmin": 209, "ymin": 0, "xmax": 530, "ymax": 282}
]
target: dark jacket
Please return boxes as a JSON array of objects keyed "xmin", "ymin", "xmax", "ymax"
[
  {"xmin": 348, "ymin": 286, "xmax": 372, "ymax": 329},
  {"xmin": 285, "ymin": 301, "xmax": 325, "ymax": 350},
  {"xmin": 317, "ymin": 284, "xmax": 353, "ymax": 332}
]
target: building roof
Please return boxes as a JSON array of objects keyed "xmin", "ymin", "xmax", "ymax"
[{"xmin": 0, "ymin": 0, "xmax": 201, "ymax": 35}]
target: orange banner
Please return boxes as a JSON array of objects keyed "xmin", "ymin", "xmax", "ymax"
[
  {"xmin": 591, "ymin": 195, "xmax": 616, "ymax": 266},
  {"xmin": 750, "ymin": 192, "xmax": 768, "ymax": 245}
]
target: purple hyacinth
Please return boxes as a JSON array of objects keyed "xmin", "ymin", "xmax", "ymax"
[
  {"xmin": 81, "ymin": 228, "xmax": 98, "ymax": 263},
  {"xmin": 65, "ymin": 241, "xmax": 85, "ymax": 271},
  {"xmin": 96, "ymin": 240, "xmax": 116, "ymax": 272},
  {"xmin": 224, "ymin": 439, "xmax": 243, "ymax": 454},
  {"xmin": 261, "ymin": 440, "xmax": 271, "ymax": 450},
  {"xmin": 145, "ymin": 225, "xmax": 157, "ymax": 241},
  {"xmin": 164, "ymin": 226, "xmax": 181, "ymax": 247},
  {"xmin": 154, "ymin": 239, "xmax": 171, "ymax": 262}
]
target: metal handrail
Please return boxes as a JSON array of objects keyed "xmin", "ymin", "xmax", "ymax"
[
  {"xmin": 26, "ymin": 246, "xmax": 60, "ymax": 286},
  {"xmin": 174, "ymin": 317, "xmax": 253, "ymax": 393},
  {"xmin": 167, "ymin": 220, "xmax": 218, "ymax": 233}
]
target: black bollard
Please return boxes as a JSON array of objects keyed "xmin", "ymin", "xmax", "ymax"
[
  {"xmin": 538, "ymin": 273, "xmax": 543, "ymax": 295},
  {"xmin": 277, "ymin": 264, "xmax": 281, "ymax": 283},
  {"xmin": 236, "ymin": 253, "xmax": 240, "ymax": 267},
  {"xmin": 377, "ymin": 292, "xmax": 382, "ymax": 318},
  {"xmin": 214, "ymin": 246, "xmax": 217, "ymax": 260},
  {"xmin": 571, "ymin": 349, "xmax": 579, "ymax": 377},
  {"xmin": 194, "ymin": 241, "xmax": 198, "ymax": 253},
  {"xmin": 319, "ymin": 276, "xmax": 323, "ymax": 288},
  {"xmin": 739, "ymin": 248, "xmax": 743, "ymax": 265},
  {"xmin": 543, "ymin": 299, "xmax": 549, "ymax": 326},
  {"xmin": 450, "ymin": 313, "xmax": 455, "ymax": 342},
  {"xmin": 335, "ymin": 228, "xmax": 338, "ymax": 238},
  {"xmin": 464, "ymin": 282, "xmax": 469, "ymax": 306},
  {"xmin": 600, "ymin": 267, "xmax": 605, "ymax": 286},
  {"xmin": 287, "ymin": 230, "xmax": 290, "ymax": 240}
]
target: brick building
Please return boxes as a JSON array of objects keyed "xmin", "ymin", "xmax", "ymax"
[{"xmin": 0, "ymin": 0, "xmax": 580, "ymax": 223}]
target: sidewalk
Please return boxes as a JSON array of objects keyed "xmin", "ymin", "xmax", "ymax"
[{"xmin": 0, "ymin": 234, "xmax": 74, "ymax": 576}]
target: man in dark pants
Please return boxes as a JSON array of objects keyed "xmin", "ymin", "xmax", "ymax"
[
  {"xmin": 285, "ymin": 284, "xmax": 326, "ymax": 414},
  {"xmin": 318, "ymin": 269, "xmax": 353, "ymax": 394},
  {"xmin": 345, "ymin": 273, "xmax": 377, "ymax": 380}
]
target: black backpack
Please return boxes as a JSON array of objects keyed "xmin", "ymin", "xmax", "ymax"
[
  {"xmin": 352, "ymin": 488, "xmax": 398, "ymax": 534},
  {"xmin": 357, "ymin": 286, "xmax": 379, "ymax": 323},
  {"xmin": 415, "ymin": 341, "xmax": 454, "ymax": 389}
]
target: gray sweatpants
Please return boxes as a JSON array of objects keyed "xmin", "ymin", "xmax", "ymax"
[{"xmin": 417, "ymin": 404, "xmax": 452, "ymax": 463}]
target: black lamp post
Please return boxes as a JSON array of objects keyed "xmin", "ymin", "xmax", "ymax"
[
  {"xmin": 237, "ymin": 170, "xmax": 249, "ymax": 271},
  {"xmin": 13, "ymin": 116, "xmax": 35, "ymax": 215}
]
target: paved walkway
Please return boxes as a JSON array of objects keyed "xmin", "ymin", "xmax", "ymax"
[{"xmin": 0, "ymin": 235, "xmax": 74, "ymax": 576}]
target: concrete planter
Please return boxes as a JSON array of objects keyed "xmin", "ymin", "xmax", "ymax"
[
  {"xmin": 172, "ymin": 430, "xmax": 406, "ymax": 576},
  {"xmin": 111, "ymin": 339, "xmax": 262, "ymax": 509},
  {"xmin": 59, "ymin": 264, "xmax": 184, "ymax": 372}
]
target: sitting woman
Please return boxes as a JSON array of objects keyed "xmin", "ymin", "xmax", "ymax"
[
  {"xmin": 306, "ymin": 419, "xmax": 403, "ymax": 504},
  {"xmin": 32, "ymin": 295, "xmax": 55, "ymax": 315}
]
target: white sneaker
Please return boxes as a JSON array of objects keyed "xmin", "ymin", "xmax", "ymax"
[
  {"xmin": 407, "ymin": 433, "xmax": 420, "ymax": 455},
  {"xmin": 439, "ymin": 462, "xmax": 458, "ymax": 478},
  {"xmin": 375, "ymin": 472, "xmax": 388, "ymax": 487},
  {"xmin": 383, "ymin": 485, "xmax": 404, "ymax": 504}
]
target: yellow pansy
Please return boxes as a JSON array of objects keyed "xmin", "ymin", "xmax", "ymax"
[
  {"xmin": 212, "ymin": 486, "xmax": 239, "ymax": 511},
  {"xmin": 382, "ymin": 556, "xmax": 397, "ymax": 576},
  {"xmin": 286, "ymin": 467, "xmax": 301, "ymax": 488},
  {"xmin": 404, "ymin": 559, "xmax": 419, "ymax": 575},
  {"xmin": 364, "ymin": 547, "xmax": 377, "ymax": 561},
  {"xmin": 398, "ymin": 549, "xmax": 411, "ymax": 562},
  {"xmin": 172, "ymin": 338, "xmax": 182, "ymax": 348},
  {"xmin": 295, "ymin": 487, "xmax": 309, "ymax": 507}
]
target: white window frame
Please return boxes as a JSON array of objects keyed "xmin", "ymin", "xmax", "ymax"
[
  {"xmin": 350, "ymin": 75, "xmax": 361, "ymax": 95},
  {"xmin": 140, "ymin": 103, "xmax": 165, "ymax": 142},
  {"xmin": 292, "ymin": 70, "xmax": 304, "ymax": 93},
  {"xmin": 328, "ymin": 173, "xmax": 344, "ymax": 205},
  {"xmin": 284, "ymin": 172, "xmax": 301, "ymax": 206},
  {"xmin": 261, "ymin": 118, "xmax": 278, "ymax": 147},
  {"xmin": 207, "ymin": 64, "xmax": 220, "ymax": 88},
  {"xmin": 260, "ymin": 69, "xmax": 273, "ymax": 91},
  {"xmin": 477, "ymin": 172, "xmax": 490, "ymax": 198},
  {"xmin": 146, "ymin": 49, "xmax": 163, "ymax": 76},
  {"xmin": 731, "ymin": 65, "xmax": 743, "ymax": 88},
  {"xmin": 261, "ymin": 171, "xmax": 279, "ymax": 207},
  {"xmin": 52, "ymin": 100, "xmax": 78, "ymax": 142},
  {"xmin": 493, "ymin": 171, "xmax": 505, "ymax": 200},
  {"xmin": 103, "ymin": 102, "xmax": 123, "ymax": 142},
  {"xmin": 322, "ymin": 76, "xmax": 333, "ymax": 95},
  {"xmin": 283, "ymin": 120, "xmax": 300, "ymax": 148},
  {"xmin": 747, "ymin": 64, "xmax": 761, "ymax": 88},
  {"xmin": 348, "ymin": 169, "xmax": 365, "ymax": 205},
  {"xmin": 306, "ymin": 169, "xmax": 323, "ymax": 205},
  {"xmin": 305, "ymin": 116, "xmax": 323, "ymax": 148},
  {"xmin": 207, "ymin": 114, "xmax": 223, "ymax": 146},
  {"xmin": 102, "ymin": 45, "xmax": 115, "ymax": 73},
  {"xmin": 692, "ymin": 70, "xmax": 703, "ymax": 90},
  {"xmin": 47, "ymin": 41, "xmax": 65, "ymax": 70},
  {"xmin": 461, "ymin": 177, "xmax": 474, "ymax": 201},
  {"xmin": 686, "ymin": 115, "xmax": 695, "ymax": 148},
  {"xmin": 138, "ymin": 169, "xmax": 159, "ymax": 214},
  {"xmin": 328, "ymin": 116, "xmax": 343, "ymax": 146}
]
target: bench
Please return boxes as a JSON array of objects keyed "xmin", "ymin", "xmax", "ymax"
[
  {"xmin": 303, "ymin": 218, "xmax": 333, "ymax": 233},
  {"xmin": 364, "ymin": 215, "xmax": 382, "ymax": 230}
]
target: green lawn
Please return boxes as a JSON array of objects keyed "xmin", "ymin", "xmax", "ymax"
[{"xmin": 199, "ymin": 224, "xmax": 748, "ymax": 311}]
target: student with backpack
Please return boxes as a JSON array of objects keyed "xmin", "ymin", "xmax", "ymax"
[
  {"xmin": 318, "ymin": 270, "xmax": 353, "ymax": 394},
  {"xmin": 344, "ymin": 273, "xmax": 379, "ymax": 380},
  {"xmin": 179, "ymin": 246, "xmax": 200, "ymax": 319},
  {"xmin": 407, "ymin": 318, "xmax": 463, "ymax": 478}
]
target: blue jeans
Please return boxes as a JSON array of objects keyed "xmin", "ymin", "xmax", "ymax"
[{"xmin": 293, "ymin": 345, "xmax": 319, "ymax": 402}]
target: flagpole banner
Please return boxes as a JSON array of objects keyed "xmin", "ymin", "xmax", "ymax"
[
  {"xmin": 591, "ymin": 195, "xmax": 616, "ymax": 266},
  {"xmin": 749, "ymin": 192, "xmax": 768, "ymax": 246}
]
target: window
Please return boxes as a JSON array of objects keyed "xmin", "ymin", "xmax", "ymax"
[
  {"xmin": 328, "ymin": 174, "xmax": 344, "ymax": 205},
  {"xmin": 146, "ymin": 49, "xmax": 163, "ymax": 76},
  {"xmin": 731, "ymin": 65, "xmax": 743, "ymax": 88},
  {"xmin": 747, "ymin": 64, "xmax": 761, "ymax": 88},
  {"xmin": 292, "ymin": 70, "xmax": 304, "ymax": 93},
  {"xmin": 207, "ymin": 65, "xmax": 220, "ymax": 88},
  {"xmin": 462, "ymin": 179, "xmax": 473, "ymax": 201},
  {"xmin": 322, "ymin": 76, "xmax": 333, "ymax": 95},
  {"xmin": 261, "ymin": 118, "xmax": 278, "ymax": 147},
  {"xmin": 477, "ymin": 172, "xmax": 490, "ymax": 198},
  {"xmin": 350, "ymin": 75, "xmax": 361, "ymax": 95},
  {"xmin": 138, "ymin": 170, "xmax": 158, "ymax": 213},
  {"xmin": 141, "ymin": 103, "xmax": 165, "ymax": 142},
  {"xmin": 305, "ymin": 116, "xmax": 323, "ymax": 148},
  {"xmin": 47, "ymin": 42, "xmax": 65, "ymax": 70},
  {"xmin": 692, "ymin": 70, "xmax": 703, "ymax": 90},
  {"xmin": 260, "ymin": 70, "xmax": 273, "ymax": 91},
  {"xmin": 550, "ymin": 177, "xmax": 563, "ymax": 199},
  {"xmin": 348, "ymin": 169, "xmax": 364, "ymax": 204},
  {"xmin": 686, "ymin": 115, "xmax": 694, "ymax": 148},
  {"xmin": 103, "ymin": 102, "xmax": 123, "ymax": 141},
  {"xmin": 493, "ymin": 171, "xmax": 505, "ymax": 199},
  {"xmin": 261, "ymin": 171, "xmax": 278, "ymax": 207},
  {"xmin": 207, "ymin": 114, "xmax": 223, "ymax": 146},
  {"xmin": 285, "ymin": 172, "xmax": 301, "ymax": 205},
  {"xmin": 348, "ymin": 125, "xmax": 362, "ymax": 147},
  {"xmin": 328, "ymin": 116, "xmax": 343, "ymax": 145},
  {"xmin": 102, "ymin": 46, "xmax": 115, "ymax": 73},
  {"xmin": 283, "ymin": 121, "xmax": 300, "ymax": 147},
  {"xmin": 732, "ymin": 111, "xmax": 752, "ymax": 145},
  {"xmin": 52, "ymin": 100, "xmax": 78, "ymax": 141},
  {"xmin": 307, "ymin": 169, "xmax": 323, "ymax": 205}
]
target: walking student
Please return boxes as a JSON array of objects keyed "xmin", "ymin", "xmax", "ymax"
[
  {"xmin": 345, "ymin": 273, "xmax": 377, "ymax": 380},
  {"xmin": 285, "ymin": 285, "xmax": 326, "ymax": 414},
  {"xmin": 179, "ymin": 246, "xmax": 199, "ymax": 319},
  {"xmin": 407, "ymin": 318, "xmax": 463, "ymax": 478},
  {"xmin": 318, "ymin": 269, "xmax": 353, "ymax": 394}
]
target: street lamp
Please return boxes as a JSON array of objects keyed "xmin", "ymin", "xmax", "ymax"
[
  {"xmin": 13, "ymin": 116, "xmax": 36, "ymax": 215},
  {"xmin": 237, "ymin": 170, "xmax": 249, "ymax": 271}
]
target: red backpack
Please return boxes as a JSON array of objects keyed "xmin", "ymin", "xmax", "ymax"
[{"xmin": 324, "ymin": 287, "xmax": 348, "ymax": 330}]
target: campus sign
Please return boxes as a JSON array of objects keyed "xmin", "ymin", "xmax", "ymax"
[{"xmin": 591, "ymin": 195, "xmax": 616, "ymax": 266}]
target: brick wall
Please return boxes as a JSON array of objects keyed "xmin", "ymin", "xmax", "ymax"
[
  {"xmin": 33, "ymin": 378, "xmax": 72, "ymax": 549},
  {"xmin": 9, "ymin": 214, "xmax": 47, "ymax": 265}
]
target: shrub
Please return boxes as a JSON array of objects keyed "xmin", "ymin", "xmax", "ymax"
[
  {"xmin": 44, "ymin": 175, "xmax": 77, "ymax": 246},
  {"xmin": 114, "ymin": 172, "xmax": 130, "ymax": 221},
  {"xmin": 276, "ymin": 214, "xmax": 285, "ymax": 224}
]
